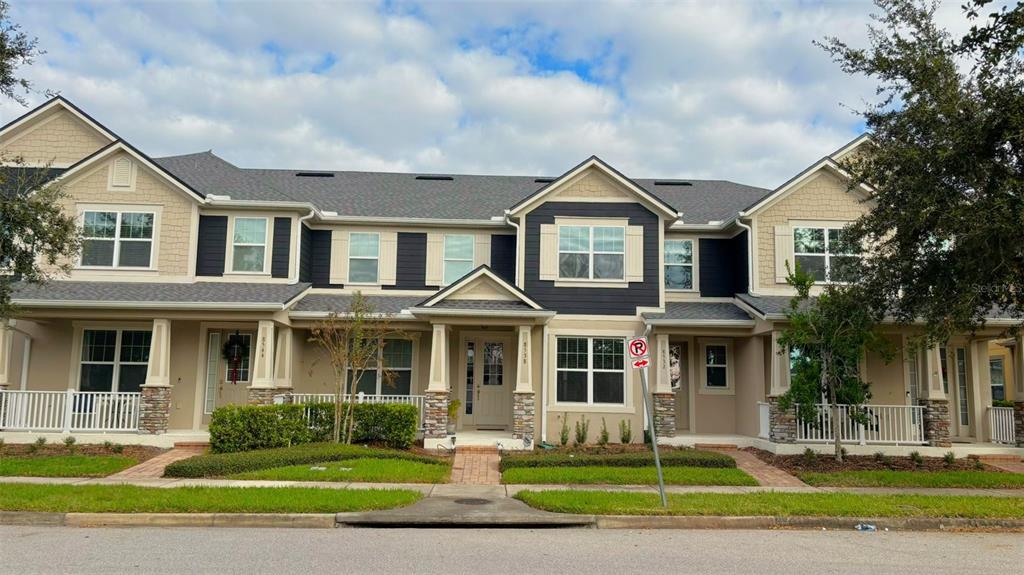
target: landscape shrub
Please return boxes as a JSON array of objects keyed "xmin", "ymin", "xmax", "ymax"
[
  {"xmin": 208, "ymin": 402, "xmax": 419, "ymax": 453},
  {"xmin": 499, "ymin": 449, "xmax": 735, "ymax": 472},
  {"xmin": 164, "ymin": 442, "xmax": 443, "ymax": 478}
]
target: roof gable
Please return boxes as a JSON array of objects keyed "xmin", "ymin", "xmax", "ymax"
[
  {"xmin": 53, "ymin": 140, "xmax": 205, "ymax": 202},
  {"xmin": 507, "ymin": 156, "xmax": 679, "ymax": 219},
  {"xmin": 418, "ymin": 265, "xmax": 544, "ymax": 310},
  {"xmin": 0, "ymin": 96, "xmax": 119, "ymax": 145},
  {"xmin": 740, "ymin": 151, "xmax": 873, "ymax": 217}
]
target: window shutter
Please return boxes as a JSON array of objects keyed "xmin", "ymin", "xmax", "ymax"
[
  {"xmin": 625, "ymin": 225, "xmax": 644, "ymax": 282},
  {"xmin": 474, "ymin": 234, "xmax": 491, "ymax": 268},
  {"xmin": 379, "ymin": 231, "xmax": 398, "ymax": 285},
  {"xmin": 774, "ymin": 224, "xmax": 793, "ymax": 283},
  {"xmin": 111, "ymin": 157, "xmax": 132, "ymax": 188},
  {"xmin": 425, "ymin": 232, "xmax": 443, "ymax": 286},
  {"xmin": 539, "ymin": 224, "xmax": 558, "ymax": 280},
  {"xmin": 330, "ymin": 230, "xmax": 349, "ymax": 285}
]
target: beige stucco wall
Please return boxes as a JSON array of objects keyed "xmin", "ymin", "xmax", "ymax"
[
  {"xmin": 0, "ymin": 108, "xmax": 109, "ymax": 167},
  {"xmin": 865, "ymin": 335, "xmax": 907, "ymax": 405},
  {"xmin": 167, "ymin": 321, "xmax": 200, "ymax": 429},
  {"xmin": 733, "ymin": 336, "xmax": 765, "ymax": 437},
  {"xmin": 754, "ymin": 170, "xmax": 869, "ymax": 290},
  {"xmin": 60, "ymin": 152, "xmax": 196, "ymax": 278},
  {"xmin": 19, "ymin": 319, "xmax": 75, "ymax": 392}
]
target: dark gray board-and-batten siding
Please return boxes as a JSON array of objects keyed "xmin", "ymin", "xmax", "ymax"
[{"xmin": 196, "ymin": 216, "xmax": 291, "ymax": 278}]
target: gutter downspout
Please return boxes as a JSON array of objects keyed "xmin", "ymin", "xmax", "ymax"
[
  {"xmin": 735, "ymin": 218, "xmax": 757, "ymax": 296},
  {"xmin": 293, "ymin": 209, "xmax": 317, "ymax": 282},
  {"xmin": 504, "ymin": 210, "xmax": 521, "ymax": 286}
]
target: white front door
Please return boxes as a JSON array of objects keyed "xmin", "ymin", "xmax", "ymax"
[{"xmin": 460, "ymin": 337, "xmax": 513, "ymax": 430}]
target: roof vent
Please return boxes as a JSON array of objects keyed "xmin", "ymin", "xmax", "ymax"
[
  {"xmin": 295, "ymin": 172, "xmax": 335, "ymax": 178},
  {"xmin": 653, "ymin": 180, "xmax": 692, "ymax": 186},
  {"xmin": 415, "ymin": 175, "xmax": 454, "ymax": 181},
  {"xmin": 534, "ymin": 178, "xmax": 556, "ymax": 183}
]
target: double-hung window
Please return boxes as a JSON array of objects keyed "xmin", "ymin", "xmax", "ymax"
[
  {"xmin": 350, "ymin": 339, "xmax": 414, "ymax": 396},
  {"xmin": 349, "ymin": 232, "xmax": 380, "ymax": 283},
  {"xmin": 558, "ymin": 225, "xmax": 624, "ymax": 280},
  {"xmin": 443, "ymin": 234, "xmax": 474, "ymax": 285},
  {"xmin": 664, "ymin": 239, "xmax": 694, "ymax": 290},
  {"xmin": 703, "ymin": 343, "xmax": 729, "ymax": 389},
  {"xmin": 81, "ymin": 211, "xmax": 155, "ymax": 268},
  {"xmin": 793, "ymin": 226, "xmax": 858, "ymax": 283},
  {"xmin": 79, "ymin": 329, "xmax": 152, "ymax": 393},
  {"xmin": 556, "ymin": 337, "xmax": 625, "ymax": 404},
  {"xmin": 231, "ymin": 217, "xmax": 268, "ymax": 273},
  {"xmin": 990, "ymin": 358, "xmax": 1006, "ymax": 401}
]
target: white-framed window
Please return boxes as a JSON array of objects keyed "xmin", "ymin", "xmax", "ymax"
[
  {"xmin": 80, "ymin": 211, "xmax": 155, "ymax": 268},
  {"xmin": 990, "ymin": 358, "xmax": 1006, "ymax": 401},
  {"xmin": 443, "ymin": 234, "xmax": 474, "ymax": 285},
  {"xmin": 558, "ymin": 225, "xmax": 624, "ymax": 280},
  {"xmin": 223, "ymin": 333, "xmax": 253, "ymax": 382},
  {"xmin": 555, "ymin": 336, "xmax": 625, "ymax": 404},
  {"xmin": 699, "ymin": 340, "xmax": 732, "ymax": 393},
  {"xmin": 793, "ymin": 226, "xmax": 858, "ymax": 283},
  {"xmin": 231, "ymin": 217, "xmax": 268, "ymax": 273},
  {"xmin": 348, "ymin": 232, "xmax": 380, "ymax": 284},
  {"xmin": 350, "ymin": 339, "xmax": 414, "ymax": 396},
  {"xmin": 78, "ymin": 328, "xmax": 151, "ymax": 393},
  {"xmin": 664, "ymin": 239, "xmax": 694, "ymax": 290}
]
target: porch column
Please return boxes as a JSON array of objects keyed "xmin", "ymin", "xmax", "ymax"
[
  {"xmin": 969, "ymin": 340, "xmax": 992, "ymax": 442},
  {"xmin": 139, "ymin": 319, "xmax": 172, "ymax": 434},
  {"xmin": 1015, "ymin": 335, "xmax": 1024, "ymax": 446},
  {"xmin": 920, "ymin": 344, "xmax": 951, "ymax": 447},
  {"xmin": 248, "ymin": 320, "xmax": 276, "ymax": 405},
  {"xmin": 767, "ymin": 331, "xmax": 796, "ymax": 443},
  {"xmin": 272, "ymin": 326, "xmax": 294, "ymax": 404},
  {"xmin": 652, "ymin": 333, "xmax": 675, "ymax": 438},
  {"xmin": 512, "ymin": 325, "xmax": 536, "ymax": 446},
  {"xmin": 424, "ymin": 323, "xmax": 449, "ymax": 439},
  {"xmin": 0, "ymin": 323, "xmax": 12, "ymax": 390}
]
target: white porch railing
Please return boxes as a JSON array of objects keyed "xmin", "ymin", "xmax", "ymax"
[
  {"xmin": 796, "ymin": 403, "xmax": 926, "ymax": 446},
  {"xmin": 291, "ymin": 393, "xmax": 426, "ymax": 426},
  {"xmin": 988, "ymin": 406, "xmax": 1016, "ymax": 445},
  {"xmin": 0, "ymin": 390, "xmax": 141, "ymax": 433},
  {"xmin": 757, "ymin": 402, "xmax": 770, "ymax": 439}
]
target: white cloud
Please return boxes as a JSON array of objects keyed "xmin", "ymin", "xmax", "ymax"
[{"xmin": 0, "ymin": 0, "xmax": 977, "ymax": 188}]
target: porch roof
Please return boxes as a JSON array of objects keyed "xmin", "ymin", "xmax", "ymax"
[
  {"xmin": 642, "ymin": 301, "xmax": 754, "ymax": 326},
  {"xmin": 288, "ymin": 293, "xmax": 423, "ymax": 317},
  {"xmin": 10, "ymin": 281, "xmax": 310, "ymax": 310}
]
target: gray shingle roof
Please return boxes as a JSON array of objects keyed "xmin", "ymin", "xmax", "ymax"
[
  {"xmin": 735, "ymin": 293, "xmax": 793, "ymax": 317},
  {"xmin": 11, "ymin": 281, "xmax": 309, "ymax": 306},
  {"xmin": 289, "ymin": 294, "xmax": 423, "ymax": 315},
  {"xmin": 154, "ymin": 151, "xmax": 769, "ymax": 223},
  {"xmin": 429, "ymin": 299, "xmax": 535, "ymax": 311},
  {"xmin": 643, "ymin": 302, "xmax": 753, "ymax": 322}
]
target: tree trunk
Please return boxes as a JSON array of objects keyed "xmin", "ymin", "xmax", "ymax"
[
  {"xmin": 824, "ymin": 354, "xmax": 843, "ymax": 462},
  {"xmin": 333, "ymin": 376, "xmax": 343, "ymax": 443}
]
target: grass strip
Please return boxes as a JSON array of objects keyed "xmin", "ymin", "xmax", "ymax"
[
  {"xmin": 0, "ymin": 455, "xmax": 138, "ymax": 478},
  {"xmin": 798, "ymin": 470, "xmax": 1024, "ymax": 489},
  {"xmin": 515, "ymin": 490, "xmax": 1024, "ymax": 518},
  {"xmin": 500, "ymin": 449, "xmax": 734, "ymax": 471},
  {"xmin": 502, "ymin": 466, "xmax": 756, "ymax": 486},
  {"xmin": 0, "ymin": 483, "xmax": 421, "ymax": 513},
  {"xmin": 230, "ymin": 458, "xmax": 451, "ymax": 483}
]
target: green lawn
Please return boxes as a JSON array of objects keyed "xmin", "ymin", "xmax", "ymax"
[
  {"xmin": 798, "ymin": 470, "xmax": 1024, "ymax": 489},
  {"xmin": 230, "ymin": 458, "xmax": 451, "ymax": 483},
  {"xmin": 0, "ymin": 483, "xmax": 422, "ymax": 513},
  {"xmin": 515, "ymin": 490, "xmax": 1024, "ymax": 518},
  {"xmin": 0, "ymin": 455, "xmax": 138, "ymax": 478},
  {"xmin": 502, "ymin": 465, "xmax": 756, "ymax": 486}
]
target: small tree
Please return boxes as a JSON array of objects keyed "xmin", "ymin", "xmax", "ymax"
[
  {"xmin": 777, "ymin": 263, "xmax": 893, "ymax": 461},
  {"xmin": 307, "ymin": 292, "xmax": 405, "ymax": 443}
]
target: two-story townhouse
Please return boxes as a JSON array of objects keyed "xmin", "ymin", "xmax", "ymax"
[{"xmin": 0, "ymin": 96, "xmax": 1021, "ymax": 454}]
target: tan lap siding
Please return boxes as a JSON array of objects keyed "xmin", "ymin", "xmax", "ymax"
[{"xmin": 0, "ymin": 108, "xmax": 109, "ymax": 166}]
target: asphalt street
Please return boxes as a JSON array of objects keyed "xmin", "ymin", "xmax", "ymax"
[{"xmin": 2, "ymin": 526, "xmax": 1022, "ymax": 574}]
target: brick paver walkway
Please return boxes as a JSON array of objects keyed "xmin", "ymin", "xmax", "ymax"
[
  {"xmin": 981, "ymin": 458, "xmax": 1024, "ymax": 474},
  {"xmin": 108, "ymin": 444, "xmax": 207, "ymax": 479},
  {"xmin": 449, "ymin": 447, "xmax": 501, "ymax": 485},
  {"xmin": 710, "ymin": 448, "xmax": 807, "ymax": 487}
]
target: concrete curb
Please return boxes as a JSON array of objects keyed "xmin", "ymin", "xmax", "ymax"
[
  {"xmin": 593, "ymin": 515, "xmax": 1024, "ymax": 531},
  {"xmin": 1, "ymin": 511, "xmax": 336, "ymax": 529}
]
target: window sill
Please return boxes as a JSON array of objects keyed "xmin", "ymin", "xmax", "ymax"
[
  {"xmin": 74, "ymin": 267, "xmax": 158, "ymax": 273},
  {"xmin": 225, "ymin": 271, "xmax": 270, "ymax": 277},
  {"xmin": 665, "ymin": 288, "xmax": 698, "ymax": 293},
  {"xmin": 698, "ymin": 386, "xmax": 735, "ymax": 396},
  {"xmin": 554, "ymin": 279, "xmax": 629, "ymax": 289},
  {"xmin": 549, "ymin": 403, "xmax": 633, "ymax": 413}
]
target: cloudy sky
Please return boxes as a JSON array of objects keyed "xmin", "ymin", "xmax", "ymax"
[{"xmin": 1, "ymin": 1, "xmax": 974, "ymax": 188}]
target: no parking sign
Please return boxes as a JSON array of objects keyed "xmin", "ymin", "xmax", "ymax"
[{"xmin": 627, "ymin": 337, "xmax": 649, "ymax": 368}]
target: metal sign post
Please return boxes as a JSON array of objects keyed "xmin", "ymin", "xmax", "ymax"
[{"xmin": 627, "ymin": 337, "xmax": 668, "ymax": 508}]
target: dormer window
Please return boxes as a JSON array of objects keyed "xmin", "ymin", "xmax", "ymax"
[{"xmin": 110, "ymin": 157, "xmax": 134, "ymax": 189}]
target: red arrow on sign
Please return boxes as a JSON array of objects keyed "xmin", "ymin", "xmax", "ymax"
[{"xmin": 632, "ymin": 358, "xmax": 650, "ymax": 369}]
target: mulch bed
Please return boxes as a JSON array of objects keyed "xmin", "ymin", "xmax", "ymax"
[
  {"xmin": 0, "ymin": 443, "xmax": 166, "ymax": 462},
  {"xmin": 745, "ymin": 447, "xmax": 1001, "ymax": 473}
]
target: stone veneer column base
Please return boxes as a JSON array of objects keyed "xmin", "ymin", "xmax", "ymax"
[
  {"xmin": 1014, "ymin": 401, "xmax": 1024, "ymax": 447},
  {"xmin": 246, "ymin": 387, "xmax": 278, "ymax": 406},
  {"xmin": 423, "ymin": 390, "xmax": 449, "ymax": 439},
  {"xmin": 768, "ymin": 396, "xmax": 796, "ymax": 443},
  {"xmin": 652, "ymin": 392, "xmax": 676, "ymax": 438},
  {"xmin": 921, "ymin": 398, "xmax": 952, "ymax": 447},
  {"xmin": 139, "ymin": 386, "xmax": 171, "ymax": 435},
  {"xmin": 512, "ymin": 392, "xmax": 536, "ymax": 447}
]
